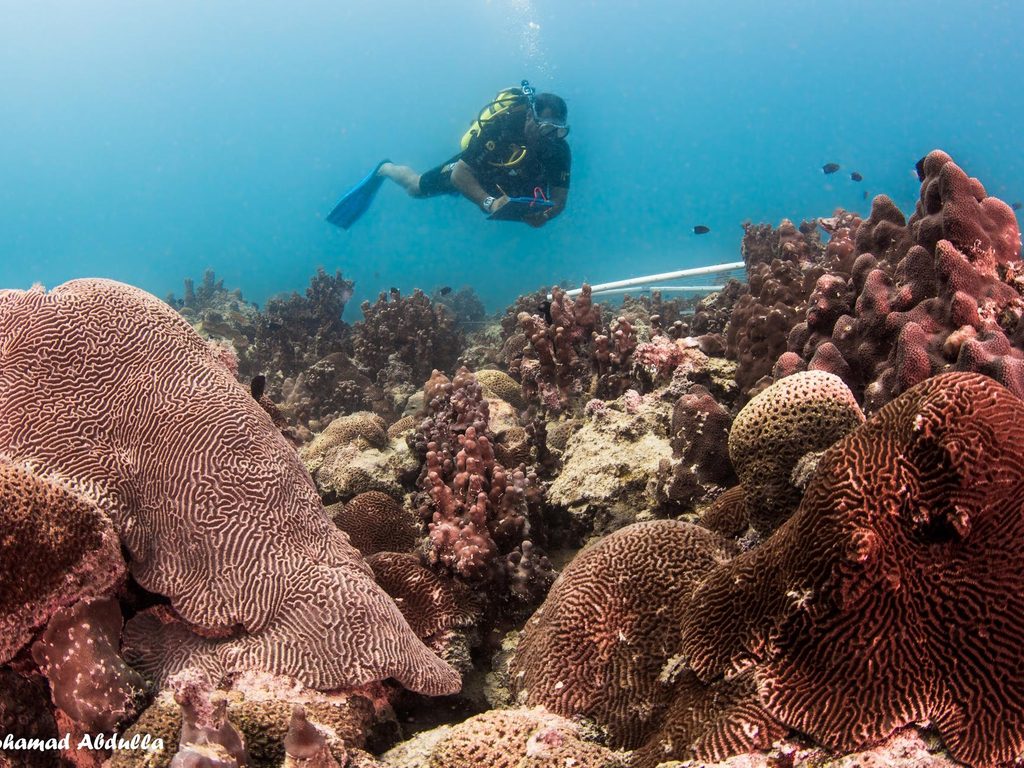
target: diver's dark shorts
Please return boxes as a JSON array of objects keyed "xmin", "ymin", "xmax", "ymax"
[{"xmin": 418, "ymin": 156, "xmax": 461, "ymax": 198}]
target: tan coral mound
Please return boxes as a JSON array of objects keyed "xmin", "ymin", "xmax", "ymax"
[
  {"xmin": 475, "ymin": 369, "xmax": 527, "ymax": 410},
  {"xmin": 424, "ymin": 708, "xmax": 626, "ymax": 768},
  {"xmin": 728, "ymin": 370, "xmax": 864, "ymax": 534}
]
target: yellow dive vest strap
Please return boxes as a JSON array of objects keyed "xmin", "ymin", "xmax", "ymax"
[{"xmin": 460, "ymin": 87, "xmax": 528, "ymax": 151}]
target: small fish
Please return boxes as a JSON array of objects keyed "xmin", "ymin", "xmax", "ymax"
[
  {"xmin": 439, "ymin": 286, "xmax": 452, "ymax": 296},
  {"xmin": 850, "ymin": 172, "xmax": 863, "ymax": 182},
  {"xmin": 1013, "ymin": 202, "xmax": 1022, "ymax": 211},
  {"xmin": 915, "ymin": 156, "xmax": 927, "ymax": 182},
  {"xmin": 822, "ymin": 163, "xmax": 840, "ymax": 175},
  {"xmin": 250, "ymin": 374, "xmax": 266, "ymax": 401},
  {"xmin": 863, "ymin": 190, "xmax": 869, "ymax": 201},
  {"xmin": 538, "ymin": 299, "xmax": 553, "ymax": 324},
  {"xmin": 693, "ymin": 225, "xmax": 710, "ymax": 235}
]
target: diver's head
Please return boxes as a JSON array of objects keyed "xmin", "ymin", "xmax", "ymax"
[{"xmin": 526, "ymin": 93, "xmax": 569, "ymax": 142}]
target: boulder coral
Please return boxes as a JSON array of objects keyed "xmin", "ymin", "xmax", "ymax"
[
  {"xmin": 728, "ymin": 371, "xmax": 864, "ymax": 535},
  {"xmin": 680, "ymin": 372, "xmax": 1024, "ymax": 768},
  {"xmin": 327, "ymin": 491, "xmax": 420, "ymax": 556},
  {"xmin": 0, "ymin": 279, "xmax": 457, "ymax": 696}
]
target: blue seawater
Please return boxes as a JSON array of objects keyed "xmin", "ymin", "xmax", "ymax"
[{"xmin": 1, "ymin": 0, "xmax": 1021, "ymax": 316}]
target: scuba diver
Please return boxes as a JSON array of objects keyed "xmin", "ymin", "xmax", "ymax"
[{"xmin": 326, "ymin": 81, "xmax": 570, "ymax": 229}]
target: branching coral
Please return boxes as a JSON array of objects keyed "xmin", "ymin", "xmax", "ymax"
[
  {"xmin": 352, "ymin": 288, "xmax": 464, "ymax": 387},
  {"xmin": 411, "ymin": 368, "xmax": 553, "ymax": 604}
]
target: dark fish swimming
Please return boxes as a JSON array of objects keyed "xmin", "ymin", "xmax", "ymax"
[
  {"xmin": 850, "ymin": 172, "xmax": 863, "ymax": 182},
  {"xmin": 1013, "ymin": 202, "xmax": 1022, "ymax": 211},
  {"xmin": 250, "ymin": 374, "xmax": 266, "ymax": 401},
  {"xmin": 439, "ymin": 286, "xmax": 452, "ymax": 296},
  {"xmin": 693, "ymin": 225, "xmax": 710, "ymax": 235},
  {"xmin": 822, "ymin": 163, "xmax": 840, "ymax": 174},
  {"xmin": 538, "ymin": 299, "xmax": 553, "ymax": 324},
  {"xmin": 915, "ymin": 156, "xmax": 927, "ymax": 182}
]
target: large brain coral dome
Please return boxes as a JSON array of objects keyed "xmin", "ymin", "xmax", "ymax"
[
  {"xmin": 681, "ymin": 371, "xmax": 1024, "ymax": 768},
  {"xmin": 0, "ymin": 279, "xmax": 458, "ymax": 695}
]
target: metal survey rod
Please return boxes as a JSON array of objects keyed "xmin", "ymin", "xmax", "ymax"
[
  {"xmin": 581, "ymin": 285, "xmax": 725, "ymax": 297},
  {"xmin": 553, "ymin": 261, "xmax": 747, "ymax": 299}
]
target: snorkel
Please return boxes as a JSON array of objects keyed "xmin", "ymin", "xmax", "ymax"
[{"xmin": 521, "ymin": 79, "xmax": 570, "ymax": 139}]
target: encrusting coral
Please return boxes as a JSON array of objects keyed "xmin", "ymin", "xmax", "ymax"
[
  {"xmin": 0, "ymin": 278, "xmax": 458, "ymax": 697},
  {"xmin": 30, "ymin": 597, "xmax": 147, "ymax": 734}
]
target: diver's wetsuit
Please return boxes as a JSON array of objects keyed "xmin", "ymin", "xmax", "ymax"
[{"xmin": 418, "ymin": 110, "xmax": 571, "ymax": 199}]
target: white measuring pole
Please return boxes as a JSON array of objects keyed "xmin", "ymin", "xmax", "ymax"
[
  {"xmin": 554, "ymin": 261, "xmax": 746, "ymax": 299},
  {"xmin": 582, "ymin": 285, "xmax": 725, "ymax": 297}
]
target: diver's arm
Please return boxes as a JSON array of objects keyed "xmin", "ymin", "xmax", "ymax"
[{"xmin": 451, "ymin": 160, "xmax": 508, "ymax": 212}]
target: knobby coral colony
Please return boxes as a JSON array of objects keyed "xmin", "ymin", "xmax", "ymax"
[{"xmin": 1, "ymin": 149, "xmax": 1024, "ymax": 768}]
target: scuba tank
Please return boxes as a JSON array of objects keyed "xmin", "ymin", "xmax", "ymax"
[{"xmin": 459, "ymin": 80, "xmax": 537, "ymax": 151}]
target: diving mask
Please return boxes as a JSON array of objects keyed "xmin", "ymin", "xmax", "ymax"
[{"xmin": 537, "ymin": 118, "xmax": 570, "ymax": 139}]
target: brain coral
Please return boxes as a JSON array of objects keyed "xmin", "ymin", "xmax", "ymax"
[
  {"xmin": 0, "ymin": 279, "xmax": 457, "ymax": 695},
  {"xmin": 681, "ymin": 372, "xmax": 1024, "ymax": 768},
  {"xmin": 0, "ymin": 457, "xmax": 124, "ymax": 664},
  {"xmin": 328, "ymin": 491, "xmax": 420, "ymax": 556},
  {"xmin": 426, "ymin": 708, "xmax": 627, "ymax": 768},
  {"xmin": 728, "ymin": 370, "xmax": 864, "ymax": 535},
  {"xmin": 475, "ymin": 369, "xmax": 527, "ymax": 411},
  {"xmin": 510, "ymin": 520, "xmax": 735, "ymax": 748}
]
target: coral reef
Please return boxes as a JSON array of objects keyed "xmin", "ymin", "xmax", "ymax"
[
  {"xmin": 681, "ymin": 372, "xmax": 1024, "ymax": 767},
  {"xmin": 0, "ymin": 279, "xmax": 456, "ymax": 696}
]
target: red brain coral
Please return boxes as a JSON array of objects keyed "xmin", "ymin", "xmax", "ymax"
[
  {"xmin": 510, "ymin": 520, "xmax": 735, "ymax": 748},
  {"xmin": 0, "ymin": 279, "xmax": 457, "ymax": 695},
  {"xmin": 329, "ymin": 491, "xmax": 420, "ymax": 556},
  {"xmin": 680, "ymin": 372, "xmax": 1024, "ymax": 768}
]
